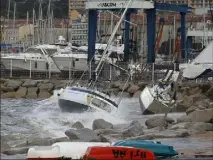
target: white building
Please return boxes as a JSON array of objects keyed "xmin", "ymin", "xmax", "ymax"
[{"xmin": 3, "ymin": 27, "xmax": 19, "ymax": 44}]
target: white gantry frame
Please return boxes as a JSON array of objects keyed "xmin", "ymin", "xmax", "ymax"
[{"xmin": 85, "ymin": 0, "xmax": 154, "ymax": 9}]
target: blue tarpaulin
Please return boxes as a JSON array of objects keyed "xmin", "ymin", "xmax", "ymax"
[{"xmin": 0, "ymin": 44, "xmax": 12, "ymax": 47}]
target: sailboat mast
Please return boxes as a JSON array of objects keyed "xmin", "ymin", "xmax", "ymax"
[
  {"xmin": 95, "ymin": 0, "xmax": 133, "ymax": 74},
  {"xmin": 26, "ymin": 11, "xmax": 29, "ymax": 46},
  {"xmin": 7, "ymin": 0, "xmax": 11, "ymax": 25},
  {"xmin": 12, "ymin": 2, "xmax": 16, "ymax": 44},
  {"xmin": 203, "ymin": 0, "xmax": 206, "ymax": 46},
  {"xmin": 32, "ymin": 8, "xmax": 35, "ymax": 45}
]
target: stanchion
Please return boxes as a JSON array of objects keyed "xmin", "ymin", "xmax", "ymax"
[
  {"xmin": 29, "ymin": 59, "xmax": 32, "ymax": 79},
  {"xmin": 10, "ymin": 59, "xmax": 12, "ymax": 78},
  {"xmin": 49, "ymin": 63, "xmax": 51, "ymax": 79}
]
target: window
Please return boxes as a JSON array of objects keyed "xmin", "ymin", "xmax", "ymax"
[
  {"xmin": 45, "ymin": 49, "xmax": 58, "ymax": 55},
  {"xmin": 91, "ymin": 98, "xmax": 111, "ymax": 112},
  {"xmin": 24, "ymin": 48, "xmax": 43, "ymax": 54}
]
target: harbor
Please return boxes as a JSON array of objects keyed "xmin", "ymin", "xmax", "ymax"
[{"xmin": 1, "ymin": 0, "xmax": 213, "ymax": 159}]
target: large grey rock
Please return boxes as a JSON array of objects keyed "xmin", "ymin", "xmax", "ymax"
[
  {"xmin": 188, "ymin": 108, "xmax": 213, "ymax": 123},
  {"xmin": 14, "ymin": 87, "xmax": 27, "ymax": 98},
  {"xmin": 54, "ymin": 80, "xmax": 70, "ymax": 89},
  {"xmin": 22, "ymin": 79, "xmax": 38, "ymax": 87},
  {"xmin": 65, "ymin": 128, "xmax": 101, "ymax": 142},
  {"xmin": 38, "ymin": 91, "xmax": 52, "ymax": 99},
  {"xmin": 127, "ymin": 84, "xmax": 140, "ymax": 94},
  {"xmin": 206, "ymin": 86, "xmax": 213, "ymax": 101},
  {"xmin": 94, "ymin": 129, "xmax": 122, "ymax": 136},
  {"xmin": 169, "ymin": 122, "xmax": 213, "ymax": 134},
  {"xmin": 92, "ymin": 119, "xmax": 113, "ymax": 130},
  {"xmin": 145, "ymin": 116, "xmax": 175, "ymax": 129},
  {"xmin": 177, "ymin": 108, "xmax": 213, "ymax": 123},
  {"xmin": 3, "ymin": 147, "xmax": 29, "ymax": 155},
  {"xmin": 118, "ymin": 83, "xmax": 130, "ymax": 91},
  {"xmin": 5, "ymin": 79, "xmax": 23, "ymax": 90},
  {"xmin": 39, "ymin": 82, "xmax": 54, "ymax": 92},
  {"xmin": 122, "ymin": 120, "xmax": 144, "ymax": 138},
  {"xmin": 15, "ymin": 137, "xmax": 69, "ymax": 148},
  {"xmin": 132, "ymin": 90, "xmax": 141, "ymax": 98},
  {"xmin": 72, "ymin": 121, "xmax": 84, "ymax": 129},
  {"xmin": 1, "ymin": 85, "xmax": 14, "ymax": 92},
  {"xmin": 177, "ymin": 114, "xmax": 192, "ymax": 123},
  {"xmin": 126, "ymin": 129, "xmax": 189, "ymax": 140},
  {"xmin": 26, "ymin": 87, "xmax": 38, "ymax": 99},
  {"xmin": 1, "ymin": 92, "xmax": 15, "ymax": 99}
]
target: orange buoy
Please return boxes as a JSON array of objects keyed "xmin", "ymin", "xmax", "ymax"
[{"xmin": 83, "ymin": 146, "xmax": 155, "ymax": 160}]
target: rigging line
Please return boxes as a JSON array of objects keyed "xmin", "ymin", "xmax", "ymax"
[
  {"xmin": 77, "ymin": 8, "xmax": 126, "ymax": 84},
  {"xmin": 106, "ymin": 10, "xmax": 137, "ymax": 26},
  {"xmin": 91, "ymin": 0, "xmax": 134, "ymax": 89}
]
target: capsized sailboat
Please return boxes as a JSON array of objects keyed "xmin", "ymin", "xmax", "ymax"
[
  {"xmin": 57, "ymin": 0, "xmax": 133, "ymax": 113},
  {"xmin": 139, "ymin": 69, "xmax": 180, "ymax": 115}
]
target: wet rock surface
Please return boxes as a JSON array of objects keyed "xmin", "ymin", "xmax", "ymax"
[
  {"xmin": 92, "ymin": 119, "xmax": 113, "ymax": 130},
  {"xmin": 65, "ymin": 128, "xmax": 101, "ymax": 142}
]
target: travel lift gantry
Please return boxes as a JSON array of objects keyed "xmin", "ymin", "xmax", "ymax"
[{"xmin": 85, "ymin": 0, "xmax": 192, "ymax": 64}]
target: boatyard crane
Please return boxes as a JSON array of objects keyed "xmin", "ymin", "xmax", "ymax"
[
  {"xmin": 155, "ymin": 17, "xmax": 165, "ymax": 53},
  {"xmin": 85, "ymin": 0, "xmax": 192, "ymax": 66}
]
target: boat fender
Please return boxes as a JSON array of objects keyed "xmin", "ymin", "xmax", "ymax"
[
  {"xmin": 35, "ymin": 61, "xmax": 37, "ymax": 68},
  {"xmin": 57, "ymin": 93, "xmax": 60, "ymax": 96},
  {"xmin": 24, "ymin": 56, "xmax": 27, "ymax": 63},
  {"xmin": 46, "ymin": 62, "xmax": 49, "ymax": 70}
]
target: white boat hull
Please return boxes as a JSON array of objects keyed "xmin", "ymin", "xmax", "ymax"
[
  {"xmin": 139, "ymin": 86, "xmax": 171, "ymax": 115},
  {"xmin": 58, "ymin": 86, "xmax": 118, "ymax": 113},
  {"xmin": 27, "ymin": 142, "xmax": 110, "ymax": 159},
  {"xmin": 52, "ymin": 56, "xmax": 90, "ymax": 72},
  {"xmin": 1, "ymin": 58, "xmax": 61, "ymax": 73}
]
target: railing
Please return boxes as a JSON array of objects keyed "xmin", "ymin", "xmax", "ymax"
[{"xmin": 1, "ymin": 59, "xmax": 212, "ymax": 83}]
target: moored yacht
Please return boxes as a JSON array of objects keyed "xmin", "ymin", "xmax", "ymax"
[{"xmin": 1, "ymin": 44, "xmax": 61, "ymax": 73}]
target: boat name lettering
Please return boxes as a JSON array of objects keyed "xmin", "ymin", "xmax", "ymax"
[
  {"xmin": 130, "ymin": 149, "xmax": 147, "ymax": 159},
  {"xmin": 112, "ymin": 149, "xmax": 147, "ymax": 159},
  {"xmin": 112, "ymin": 149, "xmax": 126, "ymax": 158},
  {"xmin": 97, "ymin": 3, "xmax": 116, "ymax": 7}
]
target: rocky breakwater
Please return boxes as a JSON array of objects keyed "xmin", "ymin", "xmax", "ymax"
[
  {"xmin": 0, "ymin": 78, "xmax": 148, "ymax": 99},
  {"xmin": 1, "ymin": 79, "xmax": 71, "ymax": 99},
  {"xmin": 1, "ymin": 78, "xmax": 213, "ymax": 112},
  {"xmin": 2, "ymin": 115, "xmax": 212, "ymax": 157}
]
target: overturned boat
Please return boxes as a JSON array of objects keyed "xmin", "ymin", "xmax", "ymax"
[
  {"xmin": 58, "ymin": 86, "xmax": 118, "ymax": 113},
  {"xmin": 139, "ymin": 69, "xmax": 180, "ymax": 115}
]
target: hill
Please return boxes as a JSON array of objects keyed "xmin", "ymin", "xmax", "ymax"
[{"xmin": 0, "ymin": 0, "xmax": 69, "ymax": 19}]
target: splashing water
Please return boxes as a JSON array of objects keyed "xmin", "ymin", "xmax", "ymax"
[{"xmin": 1, "ymin": 90, "xmax": 143, "ymax": 142}]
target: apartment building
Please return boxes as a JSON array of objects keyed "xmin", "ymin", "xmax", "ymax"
[{"xmin": 69, "ymin": 0, "xmax": 88, "ymax": 45}]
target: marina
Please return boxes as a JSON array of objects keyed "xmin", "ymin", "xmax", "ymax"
[{"xmin": 1, "ymin": 0, "xmax": 213, "ymax": 159}]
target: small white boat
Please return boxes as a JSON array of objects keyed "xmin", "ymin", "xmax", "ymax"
[
  {"xmin": 58, "ymin": 86, "xmax": 118, "ymax": 113},
  {"xmin": 27, "ymin": 142, "xmax": 110, "ymax": 159},
  {"xmin": 139, "ymin": 70, "xmax": 180, "ymax": 115},
  {"xmin": 27, "ymin": 146, "xmax": 61, "ymax": 160}
]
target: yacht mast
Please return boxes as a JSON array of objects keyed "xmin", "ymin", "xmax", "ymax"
[
  {"xmin": 95, "ymin": 0, "xmax": 133, "ymax": 75},
  {"xmin": 32, "ymin": 8, "xmax": 35, "ymax": 45},
  {"xmin": 7, "ymin": 0, "xmax": 11, "ymax": 26},
  {"xmin": 12, "ymin": 2, "xmax": 16, "ymax": 44},
  {"xmin": 203, "ymin": 0, "xmax": 206, "ymax": 46},
  {"xmin": 26, "ymin": 11, "xmax": 29, "ymax": 47}
]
